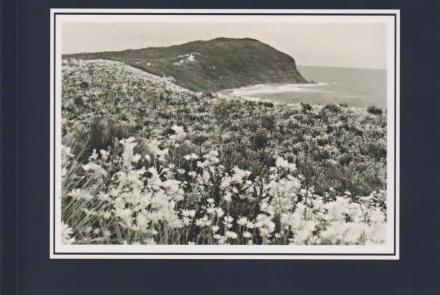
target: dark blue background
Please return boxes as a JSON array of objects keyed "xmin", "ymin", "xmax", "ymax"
[{"xmin": 3, "ymin": 0, "xmax": 439, "ymax": 294}]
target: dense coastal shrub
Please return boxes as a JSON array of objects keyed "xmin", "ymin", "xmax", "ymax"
[
  {"xmin": 61, "ymin": 59, "xmax": 388, "ymax": 245},
  {"xmin": 62, "ymin": 136, "xmax": 386, "ymax": 245},
  {"xmin": 367, "ymin": 105, "xmax": 383, "ymax": 115}
]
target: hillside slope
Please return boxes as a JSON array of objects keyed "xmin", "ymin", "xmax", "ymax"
[
  {"xmin": 62, "ymin": 59, "xmax": 386, "ymax": 197},
  {"xmin": 61, "ymin": 59, "xmax": 387, "ymax": 245},
  {"xmin": 64, "ymin": 37, "xmax": 308, "ymax": 92}
]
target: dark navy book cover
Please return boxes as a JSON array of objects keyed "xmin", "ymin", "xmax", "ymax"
[{"xmin": 1, "ymin": 1, "xmax": 439, "ymax": 295}]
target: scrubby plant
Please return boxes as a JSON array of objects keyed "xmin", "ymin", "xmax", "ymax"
[
  {"xmin": 62, "ymin": 136, "xmax": 387, "ymax": 245},
  {"xmin": 61, "ymin": 59, "xmax": 388, "ymax": 245},
  {"xmin": 367, "ymin": 105, "xmax": 383, "ymax": 115}
]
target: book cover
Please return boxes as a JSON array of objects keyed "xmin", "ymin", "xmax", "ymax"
[{"xmin": 2, "ymin": 1, "xmax": 439, "ymax": 294}]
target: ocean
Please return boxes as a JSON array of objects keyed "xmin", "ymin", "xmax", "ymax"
[{"xmin": 219, "ymin": 66, "xmax": 387, "ymax": 109}]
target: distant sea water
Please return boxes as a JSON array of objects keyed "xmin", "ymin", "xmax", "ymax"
[{"xmin": 219, "ymin": 66, "xmax": 387, "ymax": 109}]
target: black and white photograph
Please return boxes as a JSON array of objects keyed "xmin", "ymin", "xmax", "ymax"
[
  {"xmin": 51, "ymin": 10, "xmax": 399, "ymax": 259},
  {"xmin": 8, "ymin": 1, "xmax": 440, "ymax": 293}
]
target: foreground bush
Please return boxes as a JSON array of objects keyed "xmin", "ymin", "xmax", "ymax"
[
  {"xmin": 62, "ymin": 134, "xmax": 386, "ymax": 245},
  {"xmin": 61, "ymin": 59, "xmax": 388, "ymax": 245}
]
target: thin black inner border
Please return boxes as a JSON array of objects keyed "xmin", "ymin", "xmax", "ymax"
[{"xmin": 52, "ymin": 11, "xmax": 398, "ymax": 256}]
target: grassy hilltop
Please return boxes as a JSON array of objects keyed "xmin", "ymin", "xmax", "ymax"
[{"xmin": 64, "ymin": 37, "xmax": 308, "ymax": 92}]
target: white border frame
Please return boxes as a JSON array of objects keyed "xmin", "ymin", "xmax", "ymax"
[{"xmin": 50, "ymin": 9, "xmax": 400, "ymax": 260}]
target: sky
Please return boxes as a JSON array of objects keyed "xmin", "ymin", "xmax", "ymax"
[{"xmin": 62, "ymin": 22, "xmax": 387, "ymax": 69}]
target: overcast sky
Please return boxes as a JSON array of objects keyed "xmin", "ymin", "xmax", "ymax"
[{"xmin": 62, "ymin": 22, "xmax": 387, "ymax": 69}]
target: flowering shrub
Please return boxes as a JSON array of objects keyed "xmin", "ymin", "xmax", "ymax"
[
  {"xmin": 62, "ymin": 134, "xmax": 386, "ymax": 245},
  {"xmin": 61, "ymin": 59, "xmax": 387, "ymax": 245}
]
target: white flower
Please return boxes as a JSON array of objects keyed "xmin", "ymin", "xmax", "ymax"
[
  {"xmin": 196, "ymin": 161, "xmax": 207, "ymax": 168},
  {"xmin": 82, "ymin": 162, "xmax": 104, "ymax": 173},
  {"xmin": 369, "ymin": 209, "xmax": 386, "ymax": 224},
  {"xmin": 62, "ymin": 145, "xmax": 73, "ymax": 159},
  {"xmin": 246, "ymin": 221, "xmax": 255, "ymax": 229},
  {"xmin": 203, "ymin": 150, "xmax": 220, "ymax": 164},
  {"xmin": 231, "ymin": 167, "xmax": 251, "ymax": 183},
  {"xmin": 170, "ymin": 125, "xmax": 186, "ymax": 140},
  {"xmin": 195, "ymin": 216, "xmax": 211, "ymax": 227},
  {"xmin": 202, "ymin": 170, "xmax": 211, "ymax": 182},
  {"xmin": 290, "ymin": 221, "xmax": 317, "ymax": 244},
  {"xmin": 206, "ymin": 207, "xmax": 216, "ymax": 214},
  {"xmin": 131, "ymin": 154, "xmax": 141, "ymax": 163},
  {"xmin": 102, "ymin": 212, "xmax": 111, "ymax": 220},
  {"xmin": 255, "ymin": 214, "xmax": 275, "ymax": 237},
  {"xmin": 243, "ymin": 231, "xmax": 252, "ymax": 239},
  {"xmin": 184, "ymin": 153, "xmax": 199, "ymax": 161},
  {"xmin": 182, "ymin": 209, "xmax": 196, "ymax": 218},
  {"xmin": 225, "ymin": 231, "xmax": 238, "ymax": 239},
  {"xmin": 182, "ymin": 217, "xmax": 191, "ymax": 225},
  {"xmin": 224, "ymin": 216, "xmax": 234, "ymax": 223},
  {"xmin": 100, "ymin": 149, "xmax": 110, "ymax": 161},
  {"xmin": 88, "ymin": 149, "xmax": 98, "ymax": 161},
  {"xmin": 61, "ymin": 222, "xmax": 75, "ymax": 244},
  {"xmin": 223, "ymin": 192, "xmax": 232, "ymax": 203},
  {"xmin": 237, "ymin": 217, "xmax": 248, "ymax": 226},
  {"xmin": 275, "ymin": 157, "xmax": 296, "ymax": 171},
  {"xmin": 69, "ymin": 189, "xmax": 93, "ymax": 201}
]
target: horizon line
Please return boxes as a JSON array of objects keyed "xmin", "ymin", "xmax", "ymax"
[{"xmin": 298, "ymin": 64, "xmax": 387, "ymax": 71}]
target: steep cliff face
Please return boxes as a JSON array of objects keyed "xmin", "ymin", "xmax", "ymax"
[{"xmin": 65, "ymin": 37, "xmax": 309, "ymax": 92}]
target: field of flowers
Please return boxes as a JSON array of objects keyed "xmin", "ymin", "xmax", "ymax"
[{"xmin": 61, "ymin": 59, "xmax": 387, "ymax": 245}]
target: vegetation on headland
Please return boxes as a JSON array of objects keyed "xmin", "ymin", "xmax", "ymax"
[
  {"xmin": 61, "ymin": 59, "xmax": 387, "ymax": 245},
  {"xmin": 64, "ymin": 37, "xmax": 309, "ymax": 92}
]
